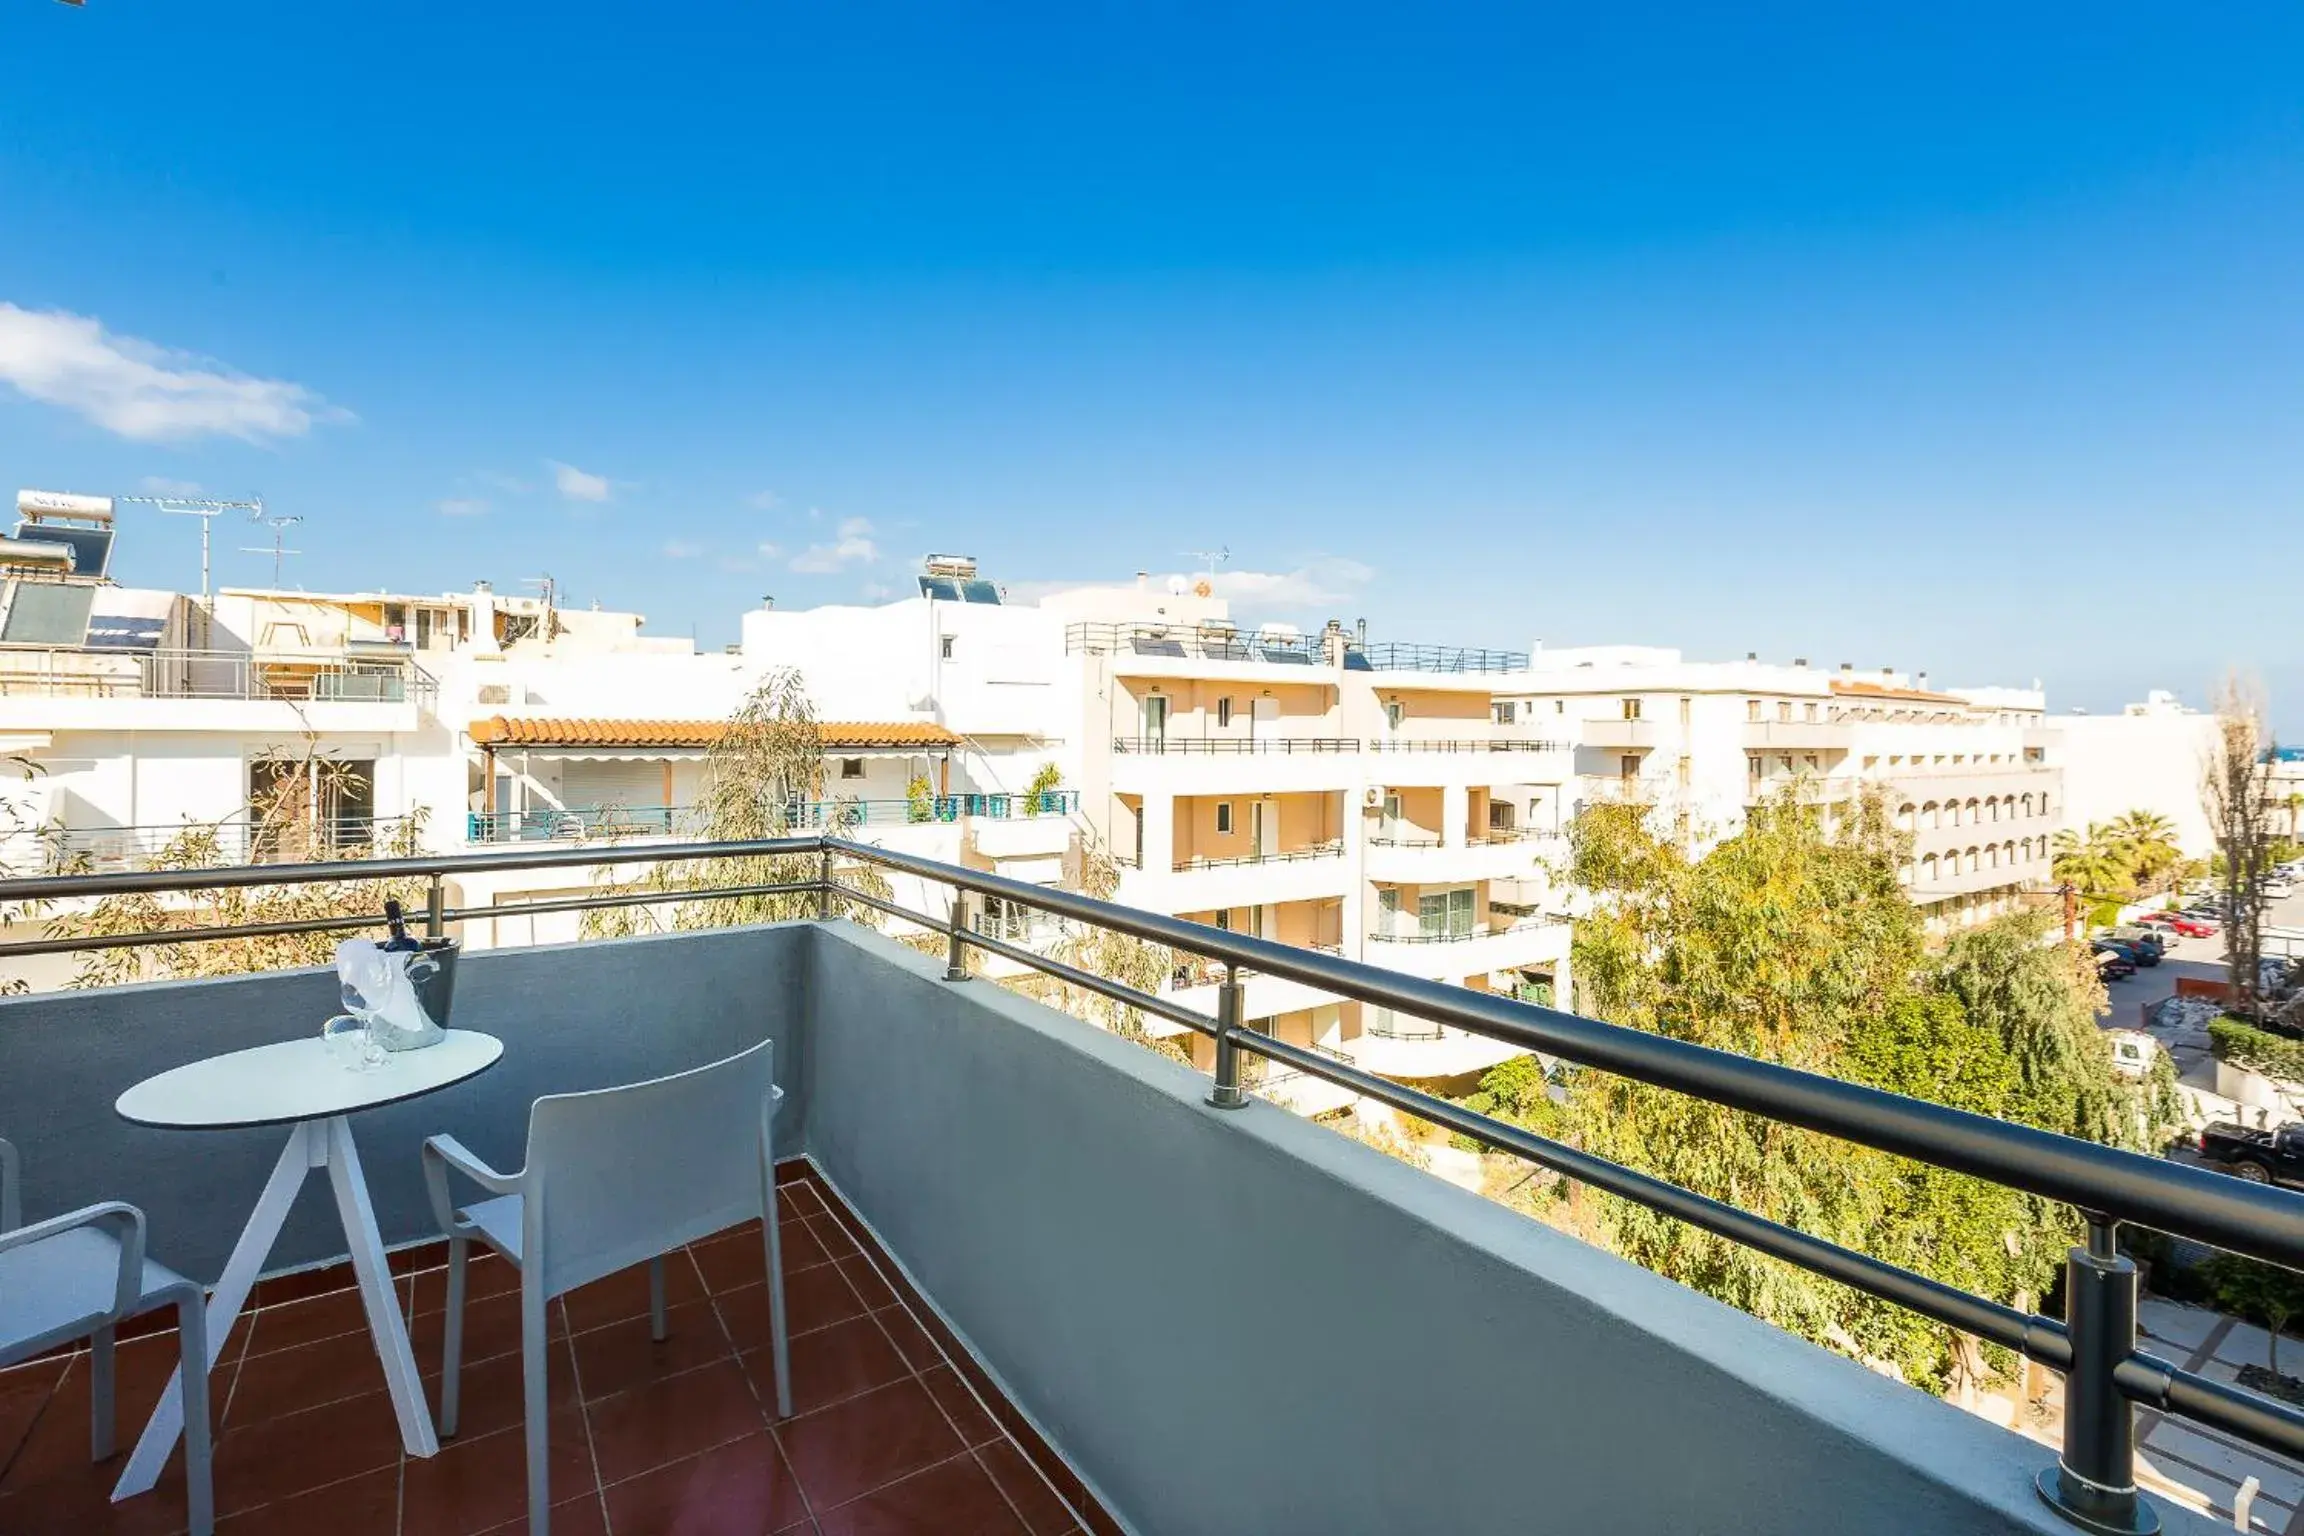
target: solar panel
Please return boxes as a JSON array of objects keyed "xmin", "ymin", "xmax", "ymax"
[
  {"xmin": 0, "ymin": 581, "xmax": 95, "ymax": 645},
  {"xmin": 14, "ymin": 521, "xmax": 112, "ymax": 578},
  {"xmin": 918, "ymin": 576, "xmax": 962, "ymax": 601},
  {"xmin": 960, "ymin": 580, "xmax": 1002, "ymax": 604},
  {"xmin": 1342, "ymin": 650, "xmax": 1374, "ymax": 671}
]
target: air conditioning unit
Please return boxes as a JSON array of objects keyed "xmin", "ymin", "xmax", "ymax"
[{"xmin": 1363, "ymin": 786, "xmax": 1383, "ymax": 809}]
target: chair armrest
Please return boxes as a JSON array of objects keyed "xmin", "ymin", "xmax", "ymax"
[
  {"xmin": 421, "ymin": 1134, "xmax": 521, "ymax": 1235},
  {"xmin": 0, "ymin": 1201, "xmax": 146, "ymax": 1319}
]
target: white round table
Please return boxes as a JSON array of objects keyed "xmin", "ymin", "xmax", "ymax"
[{"xmin": 110, "ymin": 1031, "xmax": 502, "ymax": 1501}]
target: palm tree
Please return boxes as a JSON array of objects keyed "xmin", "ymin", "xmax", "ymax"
[
  {"xmin": 2106, "ymin": 809, "xmax": 2182, "ymax": 890},
  {"xmin": 2051, "ymin": 825, "xmax": 2128, "ymax": 898}
]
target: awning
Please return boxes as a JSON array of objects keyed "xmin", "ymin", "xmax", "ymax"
[{"xmin": 468, "ymin": 716, "xmax": 962, "ymax": 752}]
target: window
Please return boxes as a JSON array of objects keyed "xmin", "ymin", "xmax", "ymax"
[
  {"xmin": 1676, "ymin": 755, "xmax": 1691, "ymax": 790},
  {"xmin": 1553, "ymin": 699, "xmax": 1566, "ymax": 714},
  {"xmin": 978, "ymin": 894, "xmax": 1035, "ymax": 943},
  {"xmin": 940, "ymin": 635, "xmax": 955, "ymax": 660},
  {"xmin": 1678, "ymin": 697, "xmax": 1692, "ymax": 727},
  {"xmin": 1215, "ymin": 802, "xmax": 1234, "ymax": 835},
  {"xmin": 839, "ymin": 757, "xmax": 865, "ymax": 780},
  {"xmin": 1803, "ymin": 754, "xmax": 1819, "ymax": 773},
  {"xmin": 1620, "ymin": 754, "xmax": 1639, "ymax": 782},
  {"xmin": 1489, "ymin": 801, "xmax": 1515, "ymax": 831},
  {"xmin": 1777, "ymin": 700, "xmax": 1793, "ymax": 723},
  {"xmin": 1382, "ymin": 791, "xmax": 1402, "ymax": 824},
  {"xmin": 1747, "ymin": 699, "xmax": 1763, "ymax": 722},
  {"xmin": 1216, "ymin": 698, "xmax": 1232, "ymax": 728},
  {"xmin": 1213, "ymin": 909, "xmax": 1232, "ymax": 932},
  {"xmin": 1803, "ymin": 702, "xmax": 1818, "ymax": 722},
  {"xmin": 1418, "ymin": 887, "xmax": 1475, "ymax": 938},
  {"xmin": 1777, "ymin": 755, "xmax": 1793, "ymax": 777},
  {"xmin": 1747, "ymin": 754, "xmax": 1763, "ymax": 780},
  {"xmin": 1621, "ymin": 698, "xmax": 1643, "ymax": 720},
  {"xmin": 1385, "ymin": 701, "xmax": 1405, "ymax": 730},
  {"xmin": 1492, "ymin": 701, "xmax": 1517, "ymax": 725}
]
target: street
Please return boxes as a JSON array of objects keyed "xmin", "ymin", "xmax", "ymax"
[{"xmin": 2106, "ymin": 889, "xmax": 2304, "ymax": 1119}]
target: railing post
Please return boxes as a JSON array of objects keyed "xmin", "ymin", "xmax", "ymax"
[
  {"xmin": 1207, "ymin": 967, "xmax": 1248, "ymax": 1111},
  {"xmin": 944, "ymin": 893, "xmax": 970, "ymax": 981},
  {"xmin": 816, "ymin": 843, "xmax": 832, "ymax": 921},
  {"xmin": 424, "ymin": 873, "xmax": 445, "ymax": 939},
  {"xmin": 2039, "ymin": 1216, "xmax": 2158, "ymax": 1534}
]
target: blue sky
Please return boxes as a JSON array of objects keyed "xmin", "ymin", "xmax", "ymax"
[{"xmin": 2, "ymin": 4, "xmax": 2299, "ymax": 722}]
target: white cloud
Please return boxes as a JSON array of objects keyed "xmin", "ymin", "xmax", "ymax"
[
  {"xmin": 546, "ymin": 460, "xmax": 611, "ymax": 503},
  {"xmin": 745, "ymin": 489, "xmax": 781, "ymax": 511},
  {"xmin": 662, "ymin": 540, "xmax": 706, "ymax": 560},
  {"xmin": 756, "ymin": 541, "xmax": 781, "ymax": 559},
  {"xmin": 138, "ymin": 475, "xmax": 202, "ymax": 495},
  {"xmin": 789, "ymin": 517, "xmax": 878, "ymax": 574},
  {"xmin": 0, "ymin": 303, "xmax": 345, "ymax": 444},
  {"xmin": 436, "ymin": 497, "xmax": 490, "ymax": 518}
]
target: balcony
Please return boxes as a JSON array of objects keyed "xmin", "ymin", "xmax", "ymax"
[
  {"xmin": 1109, "ymin": 738, "xmax": 1359, "ymax": 796},
  {"xmin": 1351, "ymin": 642, "xmax": 1530, "ymax": 675},
  {"xmin": 0, "ymin": 647, "xmax": 437, "ymax": 715},
  {"xmin": 1065, "ymin": 622, "xmax": 1333, "ymax": 675},
  {"xmin": 1362, "ymin": 918, "xmax": 1570, "ymax": 979},
  {"xmin": 1366, "ymin": 830, "xmax": 1550, "ymax": 883},
  {"xmin": 467, "ymin": 792, "xmax": 1078, "ymax": 846},
  {"xmin": 1744, "ymin": 720, "xmax": 1854, "ymax": 751},
  {"xmin": 0, "ymin": 815, "xmax": 424, "ymax": 874},
  {"xmin": 2, "ymin": 839, "xmax": 2299, "ymax": 1535},
  {"xmin": 1579, "ymin": 717, "xmax": 1660, "ymax": 750}
]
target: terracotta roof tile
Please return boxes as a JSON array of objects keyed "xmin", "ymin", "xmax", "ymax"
[
  {"xmin": 1827, "ymin": 679, "xmax": 1968, "ymax": 706},
  {"xmin": 467, "ymin": 716, "xmax": 960, "ymax": 749}
]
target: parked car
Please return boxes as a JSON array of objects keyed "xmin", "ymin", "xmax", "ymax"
[
  {"xmin": 2265, "ymin": 878, "xmax": 2297, "ymax": 900},
  {"xmin": 2093, "ymin": 938, "xmax": 2156, "ymax": 969},
  {"xmin": 2197, "ymin": 1122, "xmax": 2304, "ymax": 1186},
  {"xmin": 2141, "ymin": 911, "xmax": 2217, "ymax": 938},
  {"xmin": 2094, "ymin": 949, "xmax": 2135, "ymax": 982},
  {"xmin": 2105, "ymin": 1028, "xmax": 2160, "ymax": 1081},
  {"xmin": 2110, "ymin": 925, "xmax": 2168, "ymax": 959}
]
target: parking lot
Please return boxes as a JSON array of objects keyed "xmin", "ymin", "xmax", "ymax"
[{"xmin": 2105, "ymin": 887, "xmax": 2304, "ymax": 1111}]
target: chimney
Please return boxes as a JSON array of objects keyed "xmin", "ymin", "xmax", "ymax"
[
  {"xmin": 1839, "ymin": 661, "xmax": 1852, "ymax": 672},
  {"xmin": 762, "ymin": 595, "xmax": 775, "ymax": 610},
  {"xmin": 1880, "ymin": 666, "xmax": 1893, "ymax": 680},
  {"xmin": 1135, "ymin": 571, "xmax": 1149, "ymax": 591},
  {"xmin": 1792, "ymin": 657, "xmax": 1807, "ymax": 669},
  {"xmin": 1917, "ymin": 671, "xmax": 1930, "ymax": 690},
  {"xmin": 1746, "ymin": 651, "xmax": 1757, "ymax": 662}
]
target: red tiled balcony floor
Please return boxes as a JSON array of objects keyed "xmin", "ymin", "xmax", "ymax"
[{"xmin": 0, "ymin": 1167, "xmax": 1115, "ymax": 1536}]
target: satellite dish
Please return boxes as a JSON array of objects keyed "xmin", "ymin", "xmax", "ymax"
[{"xmin": 1165, "ymin": 575, "xmax": 1189, "ymax": 596}]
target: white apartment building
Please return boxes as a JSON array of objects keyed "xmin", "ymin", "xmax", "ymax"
[
  {"xmin": 2053, "ymin": 691, "xmax": 2223, "ymax": 857},
  {"xmin": 1498, "ymin": 647, "xmax": 2064, "ymax": 930}
]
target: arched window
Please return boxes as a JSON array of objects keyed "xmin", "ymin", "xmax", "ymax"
[
  {"xmin": 1965, "ymin": 798, "xmax": 1980, "ymax": 824},
  {"xmin": 1897, "ymin": 802, "xmax": 1916, "ymax": 832},
  {"xmin": 1924, "ymin": 800, "xmax": 1940, "ymax": 828},
  {"xmin": 1987, "ymin": 796, "xmax": 2000, "ymax": 822},
  {"xmin": 1923, "ymin": 853, "xmax": 1939, "ymax": 882}
]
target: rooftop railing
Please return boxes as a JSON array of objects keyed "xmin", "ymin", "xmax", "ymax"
[
  {"xmin": 1063, "ymin": 622, "xmax": 1327, "ymax": 665},
  {"xmin": 2, "ymin": 836, "xmax": 2301, "ymax": 1531},
  {"xmin": 1111, "ymin": 736, "xmax": 1357, "ymax": 754},
  {"xmin": 0, "ymin": 646, "xmax": 438, "ymax": 710},
  {"xmin": 1365, "ymin": 736, "xmax": 1568, "ymax": 752},
  {"xmin": 1353, "ymin": 642, "xmax": 1530, "ymax": 674}
]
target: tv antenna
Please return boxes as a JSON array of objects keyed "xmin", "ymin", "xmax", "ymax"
[
  {"xmin": 1182, "ymin": 546, "xmax": 1229, "ymax": 587},
  {"xmin": 115, "ymin": 493, "xmax": 264, "ymax": 609},
  {"xmin": 240, "ymin": 515, "xmax": 305, "ymax": 587}
]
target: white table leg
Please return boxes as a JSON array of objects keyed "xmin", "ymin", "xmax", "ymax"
[
  {"xmin": 114, "ymin": 1121, "xmax": 319, "ymax": 1500},
  {"xmin": 323, "ymin": 1116, "xmax": 438, "ymax": 1458}
]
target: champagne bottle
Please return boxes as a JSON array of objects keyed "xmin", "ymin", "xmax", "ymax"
[{"xmin": 381, "ymin": 898, "xmax": 421, "ymax": 952}]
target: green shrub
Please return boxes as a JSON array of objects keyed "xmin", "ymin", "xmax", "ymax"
[{"xmin": 2209, "ymin": 1015, "xmax": 2304, "ymax": 1083}]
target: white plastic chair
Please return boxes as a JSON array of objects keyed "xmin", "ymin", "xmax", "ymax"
[
  {"xmin": 421, "ymin": 1038, "xmax": 791, "ymax": 1536},
  {"xmin": 0, "ymin": 1136, "xmax": 214, "ymax": 1536}
]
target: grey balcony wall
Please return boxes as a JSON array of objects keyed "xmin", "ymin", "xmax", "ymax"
[
  {"xmin": 0, "ymin": 923, "xmax": 810, "ymax": 1280},
  {"xmin": 800, "ymin": 923, "xmax": 2214, "ymax": 1536}
]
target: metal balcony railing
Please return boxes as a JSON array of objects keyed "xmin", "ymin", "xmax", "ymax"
[
  {"xmin": 0, "ymin": 646, "xmax": 439, "ymax": 709},
  {"xmin": 1063, "ymin": 622, "xmax": 1328, "ymax": 666},
  {"xmin": 467, "ymin": 792, "xmax": 1078, "ymax": 843},
  {"xmin": 1172, "ymin": 840, "xmax": 1345, "ymax": 872},
  {"xmin": 1364, "ymin": 737, "xmax": 1567, "ymax": 753},
  {"xmin": 1352, "ymin": 642, "xmax": 1530, "ymax": 674},
  {"xmin": 1365, "ymin": 920, "xmax": 1550, "ymax": 945},
  {"xmin": 1111, "ymin": 737, "xmax": 1356, "ymax": 754},
  {"xmin": 4, "ymin": 837, "xmax": 2303, "ymax": 1531},
  {"xmin": 0, "ymin": 815, "xmax": 422, "ymax": 874}
]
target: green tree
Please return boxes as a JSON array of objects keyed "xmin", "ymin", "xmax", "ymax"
[
  {"xmin": 2051, "ymin": 825, "xmax": 2130, "ymax": 902},
  {"xmin": 584, "ymin": 669, "xmax": 889, "ymax": 936},
  {"xmin": 2105, "ymin": 810, "xmax": 2182, "ymax": 891},
  {"xmin": 2201, "ymin": 1254, "xmax": 2304, "ymax": 1377},
  {"xmin": 1549, "ymin": 785, "xmax": 2156, "ymax": 1393}
]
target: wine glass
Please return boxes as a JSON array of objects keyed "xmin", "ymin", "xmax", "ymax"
[{"xmin": 321, "ymin": 1013, "xmax": 371, "ymax": 1070}]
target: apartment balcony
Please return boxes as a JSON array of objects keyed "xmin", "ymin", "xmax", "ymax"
[
  {"xmin": 0, "ymin": 815, "xmax": 425, "ymax": 875},
  {"xmin": 1365, "ymin": 830, "xmax": 1550, "ymax": 884},
  {"xmin": 1109, "ymin": 737, "xmax": 1360, "ymax": 796},
  {"xmin": 1340, "ymin": 1018, "xmax": 1529, "ymax": 1081},
  {"xmin": 0, "ymin": 647, "xmax": 437, "ymax": 733},
  {"xmin": 1744, "ymin": 720, "xmax": 1854, "ymax": 751},
  {"xmin": 468, "ymin": 793, "xmax": 1076, "ymax": 850},
  {"xmin": 1578, "ymin": 717, "xmax": 1661, "ymax": 751},
  {"xmin": 1361, "ymin": 918, "xmax": 1571, "ymax": 981},
  {"xmin": 1364, "ymin": 736, "xmax": 1573, "ymax": 785},
  {"xmin": 0, "ymin": 840, "xmax": 2295, "ymax": 1535},
  {"xmin": 1120, "ymin": 840, "xmax": 1352, "ymax": 915}
]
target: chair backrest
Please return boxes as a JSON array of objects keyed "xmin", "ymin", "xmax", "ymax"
[{"xmin": 521, "ymin": 1037, "xmax": 777, "ymax": 1300}]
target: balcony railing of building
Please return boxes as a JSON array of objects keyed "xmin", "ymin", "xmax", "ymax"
[
  {"xmin": 1111, "ymin": 736, "xmax": 1357, "ymax": 754},
  {"xmin": 1352, "ymin": 642, "xmax": 1530, "ymax": 674},
  {"xmin": 1172, "ymin": 839, "xmax": 1345, "ymax": 872},
  {"xmin": 0, "ymin": 646, "xmax": 439, "ymax": 709},
  {"xmin": 1364, "ymin": 736, "xmax": 1567, "ymax": 753},
  {"xmin": 10, "ymin": 839, "xmax": 2304, "ymax": 1532},
  {"xmin": 1367, "ymin": 831, "xmax": 1443, "ymax": 848},
  {"xmin": 0, "ymin": 815, "xmax": 423, "ymax": 874},
  {"xmin": 1063, "ymin": 621, "xmax": 1327, "ymax": 665},
  {"xmin": 1365, "ymin": 920, "xmax": 1553, "ymax": 945},
  {"xmin": 467, "ymin": 791, "xmax": 1078, "ymax": 843}
]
